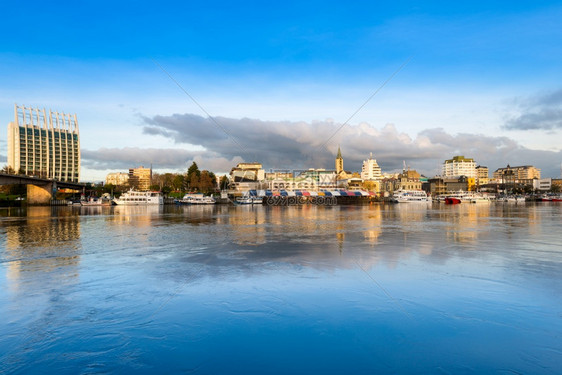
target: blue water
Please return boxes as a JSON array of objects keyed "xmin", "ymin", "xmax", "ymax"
[{"xmin": 0, "ymin": 204, "xmax": 561, "ymax": 374}]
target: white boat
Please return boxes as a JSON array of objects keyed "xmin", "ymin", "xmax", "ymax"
[
  {"xmin": 80, "ymin": 197, "xmax": 112, "ymax": 206},
  {"xmin": 113, "ymin": 190, "xmax": 163, "ymax": 205},
  {"xmin": 444, "ymin": 191, "xmax": 491, "ymax": 204},
  {"xmin": 500, "ymin": 196, "xmax": 526, "ymax": 203},
  {"xmin": 234, "ymin": 196, "xmax": 263, "ymax": 205},
  {"xmin": 81, "ymin": 193, "xmax": 113, "ymax": 206},
  {"xmin": 392, "ymin": 190, "xmax": 431, "ymax": 203},
  {"xmin": 176, "ymin": 193, "xmax": 216, "ymax": 205}
]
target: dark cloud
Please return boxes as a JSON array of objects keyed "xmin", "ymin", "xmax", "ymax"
[
  {"xmin": 504, "ymin": 89, "xmax": 562, "ymax": 130},
  {"xmin": 134, "ymin": 113, "xmax": 562, "ymax": 177},
  {"xmin": 0, "ymin": 154, "xmax": 6, "ymax": 163},
  {"xmin": 81, "ymin": 147, "xmax": 242, "ymax": 173}
]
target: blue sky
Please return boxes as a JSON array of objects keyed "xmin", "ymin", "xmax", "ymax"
[{"xmin": 1, "ymin": 1, "xmax": 561, "ymax": 180}]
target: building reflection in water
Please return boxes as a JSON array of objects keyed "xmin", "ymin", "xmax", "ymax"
[
  {"xmin": 2, "ymin": 207, "xmax": 81, "ymax": 293},
  {"xmin": 110, "ymin": 205, "xmax": 164, "ymax": 226},
  {"xmin": 220, "ymin": 205, "xmax": 386, "ymax": 271},
  {"xmin": 226, "ymin": 205, "xmax": 267, "ymax": 246},
  {"xmin": 363, "ymin": 205, "xmax": 383, "ymax": 245}
]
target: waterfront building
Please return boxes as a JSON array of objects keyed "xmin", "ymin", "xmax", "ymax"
[
  {"xmin": 398, "ymin": 169, "xmax": 422, "ymax": 191},
  {"xmin": 476, "ymin": 165, "xmax": 489, "ymax": 186},
  {"xmin": 265, "ymin": 171, "xmax": 293, "ymax": 180},
  {"xmin": 533, "ymin": 178, "xmax": 551, "ymax": 191},
  {"xmin": 347, "ymin": 177, "xmax": 364, "ymax": 190},
  {"xmin": 442, "ymin": 156, "xmax": 477, "ymax": 179},
  {"xmin": 361, "ymin": 153, "xmax": 382, "ymax": 181},
  {"xmin": 268, "ymin": 176, "xmax": 318, "ymax": 191},
  {"xmin": 230, "ymin": 163, "xmax": 265, "ymax": 182},
  {"xmin": 7, "ymin": 104, "xmax": 80, "ymax": 182},
  {"xmin": 300, "ymin": 169, "xmax": 339, "ymax": 189},
  {"xmin": 129, "ymin": 166, "xmax": 152, "ymax": 191},
  {"xmin": 446, "ymin": 176, "xmax": 470, "ymax": 192},
  {"xmin": 428, "ymin": 177, "xmax": 447, "ymax": 196},
  {"xmin": 105, "ymin": 172, "xmax": 129, "ymax": 186},
  {"xmin": 493, "ymin": 165, "xmax": 541, "ymax": 181},
  {"xmin": 380, "ymin": 177, "xmax": 399, "ymax": 196},
  {"xmin": 427, "ymin": 176, "xmax": 471, "ymax": 195},
  {"xmin": 230, "ymin": 163, "xmax": 266, "ymax": 191}
]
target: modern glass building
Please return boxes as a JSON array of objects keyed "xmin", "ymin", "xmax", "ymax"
[{"xmin": 7, "ymin": 104, "xmax": 80, "ymax": 182}]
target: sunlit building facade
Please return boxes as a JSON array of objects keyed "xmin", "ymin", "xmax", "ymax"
[
  {"xmin": 361, "ymin": 153, "xmax": 382, "ymax": 181},
  {"xmin": 7, "ymin": 104, "xmax": 80, "ymax": 182},
  {"xmin": 493, "ymin": 165, "xmax": 541, "ymax": 181},
  {"xmin": 106, "ymin": 172, "xmax": 130, "ymax": 186},
  {"xmin": 442, "ymin": 155, "xmax": 476, "ymax": 179},
  {"xmin": 129, "ymin": 166, "xmax": 152, "ymax": 191},
  {"xmin": 476, "ymin": 165, "xmax": 489, "ymax": 185}
]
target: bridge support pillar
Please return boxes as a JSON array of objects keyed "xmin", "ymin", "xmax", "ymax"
[{"xmin": 27, "ymin": 183, "xmax": 53, "ymax": 205}]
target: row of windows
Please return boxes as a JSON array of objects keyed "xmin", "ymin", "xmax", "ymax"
[
  {"xmin": 19, "ymin": 157, "xmax": 79, "ymax": 162},
  {"xmin": 20, "ymin": 127, "xmax": 78, "ymax": 140},
  {"xmin": 18, "ymin": 148, "xmax": 79, "ymax": 153},
  {"xmin": 19, "ymin": 142, "xmax": 79, "ymax": 147},
  {"xmin": 20, "ymin": 164, "xmax": 79, "ymax": 169}
]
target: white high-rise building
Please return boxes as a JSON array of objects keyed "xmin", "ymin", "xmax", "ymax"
[
  {"xmin": 7, "ymin": 104, "xmax": 80, "ymax": 182},
  {"xmin": 442, "ymin": 156, "xmax": 476, "ymax": 178},
  {"xmin": 361, "ymin": 153, "xmax": 382, "ymax": 181}
]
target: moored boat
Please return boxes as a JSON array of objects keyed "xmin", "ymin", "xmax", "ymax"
[
  {"xmin": 444, "ymin": 197, "xmax": 461, "ymax": 204},
  {"xmin": 113, "ymin": 190, "xmax": 163, "ymax": 205},
  {"xmin": 81, "ymin": 197, "xmax": 113, "ymax": 206},
  {"xmin": 444, "ymin": 191, "xmax": 491, "ymax": 204},
  {"xmin": 234, "ymin": 196, "xmax": 263, "ymax": 205},
  {"xmin": 175, "ymin": 193, "xmax": 216, "ymax": 205},
  {"xmin": 391, "ymin": 190, "xmax": 431, "ymax": 203}
]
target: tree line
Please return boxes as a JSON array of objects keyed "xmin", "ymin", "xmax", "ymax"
[{"xmin": 148, "ymin": 162, "xmax": 229, "ymax": 195}]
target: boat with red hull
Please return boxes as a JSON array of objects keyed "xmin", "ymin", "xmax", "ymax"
[{"xmin": 445, "ymin": 197, "xmax": 461, "ymax": 204}]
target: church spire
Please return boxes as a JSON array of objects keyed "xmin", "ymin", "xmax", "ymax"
[{"xmin": 336, "ymin": 146, "xmax": 343, "ymax": 174}]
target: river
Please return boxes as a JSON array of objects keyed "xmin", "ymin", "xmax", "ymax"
[{"xmin": 0, "ymin": 203, "xmax": 561, "ymax": 374}]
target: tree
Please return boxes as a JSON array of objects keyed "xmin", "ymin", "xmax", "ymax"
[
  {"xmin": 172, "ymin": 174, "xmax": 185, "ymax": 191},
  {"xmin": 202, "ymin": 170, "xmax": 217, "ymax": 192},
  {"xmin": 1, "ymin": 165, "xmax": 16, "ymax": 175},
  {"xmin": 199, "ymin": 171, "xmax": 214, "ymax": 194},
  {"xmin": 186, "ymin": 162, "xmax": 201, "ymax": 191},
  {"xmin": 103, "ymin": 183, "xmax": 116, "ymax": 195},
  {"xmin": 188, "ymin": 174, "xmax": 200, "ymax": 191},
  {"xmin": 187, "ymin": 162, "xmax": 201, "ymax": 178},
  {"xmin": 219, "ymin": 175, "xmax": 230, "ymax": 190}
]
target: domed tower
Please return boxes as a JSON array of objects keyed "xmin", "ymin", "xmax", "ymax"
[{"xmin": 336, "ymin": 146, "xmax": 344, "ymax": 174}]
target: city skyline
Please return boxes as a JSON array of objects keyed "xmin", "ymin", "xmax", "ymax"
[{"xmin": 1, "ymin": 1, "xmax": 562, "ymax": 180}]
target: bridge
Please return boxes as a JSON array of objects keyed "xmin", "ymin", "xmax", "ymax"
[{"xmin": 0, "ymin": 173, "xmax": 86, "ymax": 205}]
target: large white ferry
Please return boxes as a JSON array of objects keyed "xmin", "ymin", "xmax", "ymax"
[
  {"xmin": 175, "ymin": 193, "xmax": 216, "ymax": 205},
  {"xmin": 392, "ymin": 190, "xmax": 431, "ymax": 203},
  {"xmin": 113, "ymin": 190, "xmax": 163, "ymax": 205}
]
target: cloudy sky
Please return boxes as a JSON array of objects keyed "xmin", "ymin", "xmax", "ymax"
[{"xmin": 1, "ymin": 1, "xmax": 561, "ymax": 180}]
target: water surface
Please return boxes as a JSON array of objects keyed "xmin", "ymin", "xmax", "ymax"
[{"xmin": 1, "ymin": 204, "xmax": 561, "ymax": 374}]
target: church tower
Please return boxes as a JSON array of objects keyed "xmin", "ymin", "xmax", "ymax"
[{"xmin": 335, "ymin": 146, "xmax": 344, "ymax": 174}]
